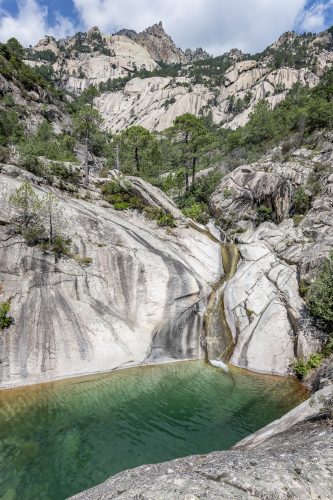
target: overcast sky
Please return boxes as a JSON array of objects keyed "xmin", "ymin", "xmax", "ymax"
[{"xmin": 0, "ymin": 0, "xmax": 332, "ymax": 54}]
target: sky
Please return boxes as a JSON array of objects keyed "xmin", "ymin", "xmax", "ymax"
[{"xmin": 0, "ymin": 0, "xmax": 332, "ymax": 54}]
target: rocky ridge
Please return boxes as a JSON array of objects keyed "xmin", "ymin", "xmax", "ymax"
[
  {"xmin": 26, "ymin": 27, "xmax": 159, "ymax": 94},
  {"xmin": 25, "ymin": 26, "xmax": 333, "ymax": 131},
  {"xmin": 95, "ymin": 61, "xmax": 330, "ymax": 133},
  {"xmin": 126, "ymin": 22, "xmax": 187, "ymax": 65}
]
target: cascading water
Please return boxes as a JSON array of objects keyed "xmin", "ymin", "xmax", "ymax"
[{"xmin": 204, "ymin": 240, "xmax": 240, "ymax": 365}]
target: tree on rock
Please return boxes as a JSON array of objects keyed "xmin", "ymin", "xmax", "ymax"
[
  {"xmin": 112, "ymin": 126, "xmax": 162, "ymax": 177},
  {"xmin": 169, "ymin": 114, "xmax": 208, "ymax": 191},
  {"xmin": 74, "ymin": 106, "xmax": 103, "ymax": 185},
  {"xmin": 307, "ymin": 252, "xmax": 333, "ymax": 325},
  {"xmin": 9, "ymin": 181, "xmax": 41, "ymax": 231}
]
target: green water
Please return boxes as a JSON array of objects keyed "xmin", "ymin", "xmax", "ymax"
[{"xmin": 0, "ymin": 361, "xmax": 307, "ymax": 500}]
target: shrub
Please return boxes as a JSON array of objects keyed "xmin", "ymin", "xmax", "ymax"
[
  {"xmin": 294, "ymin": 187, "xmax": 310, "ymax": 214},
  {"xmin": 0, "ymin": 146, "xmax": 10, "ymax": 163},
  {"xmin": 40, "ymin": 235, "xmax": 71, "ymax": 257},
  {"xmin": 51, "ymin": 163, "xmax": 80, "ymax": 184},
  {"xmin": 307, "ymin": 353, "xmax": 324, "ymax": 369},
  {"xmin": 74, "ymin": 254, "xmax": 93, "ymax": 266},
  {"xmin": 20, "ymin": 154, "xmax": 45, "ymax": 177},
  {"xmin": 182, "ymin": 203, "xmax": 209, "ymax": 224},
  {"xmin": 306, "ymin": 252, "xmax": 333, "ymax": 325},
  {"xmin": 256, "ymin": 205, "xmax": 272, "ymax": 222},
  {"xmin": 22, "ymin": 225, "xmax": 45, "ymax": 246},
  {"xmin": 101, "ymin": 180, "xmax": 124, "ymax": 196},
  {"xmin": 299, "ymin": 279, "xmax": 309, "ymax": 298},
  {"xmin": 293, "ymin": 353, "xmax": 324, "ymax": 379},
  {"xmin": 223, "ymin": 187, "xmax": 233, "ymax": 198},
  {"xmin": 293, "ymin": 214, "xmax": 304, "ymax": 226},
  {"xmin": 0, "ymin": 302, "xmax": 13, "ymax": 330},
  {"xmin": 322, "ymin": 337, "xmax": 333, "ymax": 357},
  {"xmin": 144, "ymin": 206, "xmax": 176, "ymax": 227},
  {"xmin": 101, "ymin": 180, "xmax": 145, "ymax": 211},
  {"xmin": 293, "ymin": 358, "xmax": 309, "ymax": 379}
]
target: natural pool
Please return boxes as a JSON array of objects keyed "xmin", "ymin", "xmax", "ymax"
[{"xmin": 0, "ymin": 361, "xmax": 307, "ymax": 500}]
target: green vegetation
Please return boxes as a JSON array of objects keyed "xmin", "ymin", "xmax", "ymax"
[
  {"xmin": 177, "ymin": 170, "xmax": 222, "ymax": 224},
  {"xmin": 187, "ymin": 55, "xmax": 233, "ymax": 88},
  {"xmin": 98, "ymin": 63, "xmax": 183, "ymax": 93},
  {"xmin": 294, "ymin": 252, "xmax": 333, "ymax": 379},
  {"xmin": 109, "ymin": 126, "xmax": 161, "ymax": 177},
  {"xmin": 0, "ymin": 38, "xmax": 63, "ymax": 97},
  {"xmin": 168, "ymin": 114, "xmax": 211, "ymax": 191},
  {"xmin": 74, "ymin": 254, "xmax": 93, "ymax": 266},
  {"xmin": 10, "ymin": 181, "xmax": 71, "ymax": 256},
  {"xmin": 101, "ymin": 179, "xmax": 144, "ymax": 210},
  {"xmin": 250, "ymin": 32, "xmax": 318, "ymax": 70},
  {"xmin": 26, "ymin": 49, "xmax": 57, "ymax": 63},
  {"xmin": 256, "ymin": 205, "xmax": 273, "ymax": 223},
  {"xmin": 143, "ymin": 207, "xmax": 176, "ymax": 227},
  {"xmin": 20, "ymin": 121, "xmax": 76, "ymax": 162},
  {"xmin": 219, "ymin": 69, "xmax": 333, "ymax": 163},
  {"xmin": 293, "ymin": 187, "xmax": 310, "ymax": 215},
  {"xmin": 101, "ymin": 179, "xmax": 176, "ymax": 226},
  {"xmin": 74, "ymin": 105, "xmax": 104, "ymax": 184},
  {"xmin": 293, "ymin": 353, "xmax": 324, "ymax": 379},
  {"xmin": 306, "ymin": 252, "xmax": 333, "ymax": 325},
  {"xmin": 0, "ymin": 302, "xmax": 13, "ymax": 330}
]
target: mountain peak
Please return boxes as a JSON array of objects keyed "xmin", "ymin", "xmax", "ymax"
[{"xmin": 143, "ymin": 21, "xmax": 168, "ymax": 37}]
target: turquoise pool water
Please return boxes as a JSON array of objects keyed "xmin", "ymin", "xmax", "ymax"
[{"xmin": 0, "ymin": 361, "xmax": 307, "ymax": 500}]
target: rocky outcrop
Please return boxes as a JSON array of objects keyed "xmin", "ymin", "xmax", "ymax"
[
  {"xmin": 0, "ymin": 168, "xmax": 222, "ymax": 388},
  {"xmin": 223, "ymin": 241, "xmax": 306, "ymax": 375},
  {"xmin": 210, "ymin": 157, "xmax": 312, "ymax": 225},
  {"xmin": 26, "ymin": 26, "xmax": 333, "ymax": 129},
  {"xmin": 185, "ymin": 47, "xmax": 210, "ymax": 62},
  {"xmin": 26, "ymin": 28, "xmax": 158, "ymax": 94},
  {"xmin": 95, "ymin": 77, "xmax": 213, "ymax": 133},
  {"xmin": 131, "ymin": 22, "xmax": 187, "ymax": 65},
  {"xmin": 0, "ymin": 68, "xmax": 71, "ymax": 135},
  {"xmin": 209, "ymin": 142, "xmax": 333, "ymax": 371},
  {"xmin": 71, "ymin": 386, "xmax": 333, "ymax": 500},
  {"xmin": 96, "ymin": 62, "xmax": 330, "ymax": 133}
]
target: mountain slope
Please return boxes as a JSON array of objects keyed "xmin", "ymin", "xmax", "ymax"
[{"xmin": 25, "ymin": 24, "xmax": 333, "ymax": 132}]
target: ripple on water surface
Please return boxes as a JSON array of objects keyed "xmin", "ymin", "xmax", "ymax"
[{"xmin": 0, "ymin": 361, "xmax": 308, "ymax": 500}]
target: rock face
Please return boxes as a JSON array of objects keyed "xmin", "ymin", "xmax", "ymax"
[
  {"xmin": 25, "ymin": 26, "xmax": 333, "ymax": 131},
  {"xmin": 224, "ymin": 241, "xmax": 304, "ymax": 374},
  {"xmin": 26, "ymin": 27, "xmax": 158, "ymax": 94},
  {"xmin": 95, "ymin": 60, "xmax": 331, "ymax": 134},
  {"xmin": 71, "ymin": 386, "xmax": 333, "ymax": 500},
  {"xmin": 210, "ymin": 157, "xmax": 312, "ymax": 225},
  {"xmin": 130, "ymin": 22, "xmax": 187, "ymax": 65},
  {"xmin": 95, "ymin": 77, "xmax": 213, "ymax": 133},
  {"xmin": 209, "ymin": 141, "xmax": 333, "ymax": 372},
  {"xmin": 0, "ymin": 169, "xmax": 222, "ymax": 388},
  {"xmin": 185, "ymin": 47, "xmax": 211, "ymax": 62},
  {"xmin": 210, "ymin": 142, "xmax": 333, "ymax": 281}
]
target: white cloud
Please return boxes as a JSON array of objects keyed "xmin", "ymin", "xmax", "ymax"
[
  {"xmin": 0, "ymin": 0, "xmax": 76, "ymax": 46},
  {"xmin": 73, "ymin": 0, "xmax": 307, "ymax": 54},
  {"xmin": 1, "ymin": 0, "xmax": 328, "ymax": 55},
  {"xmin": 296, "ymin": 1, "xmax": 333, "ymax": 32}
]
